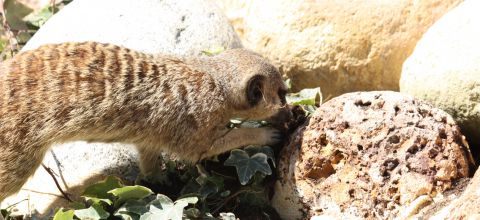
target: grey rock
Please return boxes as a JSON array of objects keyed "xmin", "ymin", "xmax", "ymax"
[{"xmin": 23, "ymin": 0, "xmax": 242, "ymax": 55}]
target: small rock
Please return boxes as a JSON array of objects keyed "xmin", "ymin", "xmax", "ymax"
[
  {"xmin": 271, "ymin": 91, "xmax": 473, "ymax": 220},
  {"xmin": 400, "ymin": 0, "xmax": 480, "ymax": 158}
]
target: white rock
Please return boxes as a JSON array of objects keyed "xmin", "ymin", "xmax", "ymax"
[
  {"xmin": 400, "ymin": 0, "xmax": 480, "ymax": 156},
  {"xmin": 23, "ymin": 0, "xmax": 242, "ymax": 55},
  {"xmin": 2, "ymin": 142, "xmax": 139, "ymax": 218}
]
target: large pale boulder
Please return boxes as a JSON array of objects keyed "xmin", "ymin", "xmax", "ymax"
[
  {"xmin": 23, "ymin": 0, "xmax": 242, "ymax": 55},
  {"xmin": 1, "ymin": 143, "xmax": 139, "ymax": 218},
  {"xmin": 214, "ymin": 0, "xmax": 462, "ymax": 98},
  {"xmin": 400, "ymin": 0, "xmax": 480, "ymax": 158},
  {"xmin": 2, "ymin": 0, "xmax": 241, "ymax": 218},
  {"xmin": 272, "ymin": 91, "xmax": 473, "ymax": 219}
]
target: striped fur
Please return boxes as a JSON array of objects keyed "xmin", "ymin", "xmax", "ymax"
[{"xmin": 0, "ymin": 42, "xmax": 287, "ymax": 200}]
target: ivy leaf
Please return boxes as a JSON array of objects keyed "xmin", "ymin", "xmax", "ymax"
[
  {"xmin": 224, "ymin": 149, "xmax": 272, "ymax": 185},
  {"xmin": 219, "ymin": 212, "xmax": 237, "ymax": 220},
  {"xmin": 108, "ymin": 185, "xmax": 153, "ymax": 205},
  {"xmin": 4, "ymin": 0, "xmax": 33, "ymax": 30},
  {"xmin": 184, "ymin": 208, "xmax": 201, "ymax": 219},
  {"xmin": 286, "ymin": 87, "xmax": 322, "ymax": 106},
  {"xmin": 0, "ymin": 38, "xmax": 6, "ymax": 53},
  {"xmin": 23, "ymin": 5, "xmax": 57, "ymax": 29},
  {"xmin": 148, "ymin": 194, "xmax": 173, "ymax": 210},
  {"xmin": 139, "ymin": 195, "xmax": 198, "ymax": 220},
  {"xmin": 53, "ymin": 209, "xmax": 75, "ymax": 220},
  {"xmin": 195, "ymin": 174, "xmax": 224, "ymax": 198},
  {"xmin": 82, "ymin": 176, "xmax": 123, "ymax": 205},
  {"xmin": 114, "ymin": 200, "xmax": 149, "ymax": 220},
  {"xmin": 244, "ymin": 146, "xmax": 276, "ymax": 167},
  {"xmin": 74, "ymin": 203, "xmax": 109, "ymax": 220},
  {"xmin": 175, "ymin": 196, "xmax": 198, "ymax": 205}
]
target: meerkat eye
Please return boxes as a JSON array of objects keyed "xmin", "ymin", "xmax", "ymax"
[
  {"xmin": 278, "ymin": 89, "xmax": 287, "ymax": 105},
  {"xmin": 246, "ymin": 75, "xmax": 265, "ymax": 106}
]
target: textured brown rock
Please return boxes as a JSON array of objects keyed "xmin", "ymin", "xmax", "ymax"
[
  {"xmin": 271, "ymin": 91, "xmax": 473, "ymax": 219},
  {"xmin": 214, "ymin": 0, "xmax": 462, "ymax": 98}
]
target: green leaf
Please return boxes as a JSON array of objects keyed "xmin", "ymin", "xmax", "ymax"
[
  {"xmin": 220, "ymin": 190, "xmax": 231, "ymax": 197},
  {"xmin": 244, "ymin": 146, "xmax": 276, "ymax": 167},
  {"xmin": 284, "ymin": 79, "xmax": 292, "ymax": 90},
  {"xmin": 286, "ymin": 87, "xmax": 322, "ymax": 106},
  {"xmin": 202, "ymin": 46, "xmax": 225, "ymax": 56},
  {"xmin": 83, "ymin": 176, "xmax": 123, "ymax": 205},
  {"xmin": 114, "ymin": 212, "xmax": 139, "ymax": 220},
  {"xmin": 224, "ymin": 149, "xmax": 272, "ymax": 185},
  {"xmin": 0, "ymin": 209, "xmax": 8, "ymax": 219},
  {"xmin": 116, "ymin": 200, "xmax": 149, "ymax": 215},
  {"xmin": 184, "ymin": 208, "xmax": 201, "ymax": 219},
  {"xmin": 4, "ymin": 0, "xmax": 33, "ymax": 30},
  {"xmin": 175, "ymin": 196, "xmax": 198, "ymax": 205},
  {"xmin": 70, "ymin": 201, "xmax": 86, "ymax": 210},
  {"xmin": 53, "ymin": 209, "xmax": 75, "ymax": 220},
  {"xmin": 219, "ymin": 212, "xmax": 237, "ymax": 220},
  {"xmin": 148, "ymin": 194, "xmax": 173, "ymax": 210},
  {"xmin": 195, "ymin": 174, "xmax": 224, "ymax": 198},
  {"xmin": 74, "ymin": 203, "xmax": 109, "ymax": 220},
  {"xmin": 23, "ymin": 5, "xmax": 57, "ymax": 29},
  {"xmin": 108, "ymin": 185, "xmax": 153, "ymax": 205},
  {"xmin": 139, "ymin": 195, "xmax": 198, "ymax": 220},
  {"xmin": 0, "ymin": 38, "xmax": 6, "ymax": 53},
  {"xmin": 114, "ymin": 200, "xmax": 148, "ymax": 220}
]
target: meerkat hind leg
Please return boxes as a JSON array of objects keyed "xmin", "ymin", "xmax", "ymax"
[
  {"xmin": 137, "ymin": 147, "xmax": 165, "ymax": 179},
  {"xmin": 0, "ymin": 144, "xmax": 47, "ymax": 202}
]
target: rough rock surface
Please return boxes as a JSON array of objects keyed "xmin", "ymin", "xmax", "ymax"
[
  {"xmin": 271, "ymin": 91, "xmax": 473, "ymax": 220},
  {"xmin": 1, "ymin": 143, "xmax": 139, "ymax": 218},
  {"xmin": 215, "ymin": 0, "xmax": 462, "ymax": 98},
  {"xmin": 431, "ymin": 167, "xmax": 480, "ymax": 219},
  {"xmin": 400, "ymin": 0, "xmax": 480, "ymax": 159},
  {"xmin": 2, "ymin": 0, "xmax": 241, "ymax": 217},
  {"xmin": 23, "ymin": 0, "xmax": 242, "ymax": 55}
]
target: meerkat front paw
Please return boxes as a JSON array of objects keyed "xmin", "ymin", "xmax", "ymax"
[{"xmin": 258, "ymin": 127, "xmax": 284, "ymax": 146}]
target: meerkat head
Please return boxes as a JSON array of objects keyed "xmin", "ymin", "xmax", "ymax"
[{"xmin": 210, "ymin": 49, "xmax": 288, "ymax": 121}]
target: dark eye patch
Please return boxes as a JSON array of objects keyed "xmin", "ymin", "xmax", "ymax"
[
  {"xmin": 278, "ymin": 89, "xmax": 287, "ymax": 105},
  {"xmin": 246, "ymin": 75, "xmax": 265, "ymax": 106}
]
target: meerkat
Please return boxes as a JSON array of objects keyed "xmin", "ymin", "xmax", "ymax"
[{"xmin": 0, "ymin": 42, "xmax": 288, "ymax": 201}]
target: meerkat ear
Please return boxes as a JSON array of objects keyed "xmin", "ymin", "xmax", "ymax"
[{"xmin": 246, "ymin": 75, "xmax": 265, "ymax": 106}]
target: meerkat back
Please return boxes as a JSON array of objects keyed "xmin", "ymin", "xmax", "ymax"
[{"xmin": 0, "ymin": 42, "xmax": 287, "ymax": 201}]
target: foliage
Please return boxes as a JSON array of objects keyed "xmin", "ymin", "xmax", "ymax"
[
  {"xmin": 286, "ymin": 87, "xmax": 322, "ymax": 115},
  {"xmin": 201, "ymin": 46, "xmax": 225, "ymax": 56},
  {"xmin": 224, "ymin": 149, "xmax": 272, "ymax": 185},
  {"xmin": 0, "ymin": 0, "xmax": 71, "ymax": 60},
  {"xmin": 50, "ymin": 176, "xmax": 202, "ymax": 220}
]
